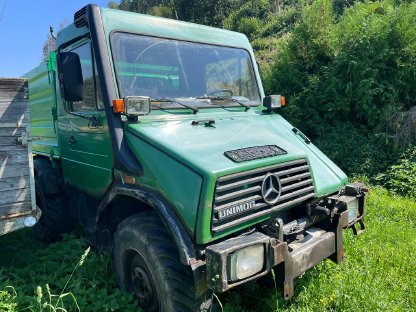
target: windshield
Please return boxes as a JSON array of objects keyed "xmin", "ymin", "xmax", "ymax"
[{"xmin": 111, "ymin": 33, "xmax": 261, "ymax": 109}]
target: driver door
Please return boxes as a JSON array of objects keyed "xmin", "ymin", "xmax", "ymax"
[{"xmin": 59, "ymin": 39, "xmax": 113, "ymax": 198}]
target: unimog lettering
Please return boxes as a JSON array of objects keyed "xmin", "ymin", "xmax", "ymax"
[
  {"xmin": 218, "ymin": 200, "xmax": 256, "ymax": 220},
  {"xmin": 24, "ymin": 4, "xmax": 368, "ymax": 311}
]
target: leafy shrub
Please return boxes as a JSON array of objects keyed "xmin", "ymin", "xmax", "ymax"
[
  {"xmin": 224, "ymin": 0, "xmax": 271, "ymax": 37},
  {"xmin": 259, "ymin": 7, "xmax": 299, "ymax": 38},
  {"xmin": 375, "ymin": 147, "xmax": 416, "ymax": 198},
  {"xmin": 0, "ymin": 233, "xmax": 137, "ymax": 312},
  {"xmin": 236, "ymin": 17, "xmax": 261, "ymax": 40},
  {"xmin": 0, "ymin": 287, "xmax": 17, "ymax": 311},
  {"xmin": 312, "ymin": 123, "xmax": 401, "ymax": 177},
  {"xmin": 268, "ymin": 0, "xmax": 416, "ymax": 140}
]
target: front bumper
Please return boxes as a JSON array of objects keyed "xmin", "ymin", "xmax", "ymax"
[
  {"xmin": 206, "ymin": 219, "xmax": 344, "ymax": 299},
  {"xmin": 204, "ymin": 184, "xmax": 367, "ymax": 299}
]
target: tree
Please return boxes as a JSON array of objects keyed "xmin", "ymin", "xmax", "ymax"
[
  {"xmin": 110, "ymin": 0, "xmax": 241, "ymax": 27},
  {"xmin": 41, "ymin": 33, "xmax": 55, "ymax": 63},
  {"xmin": 40, "ymin": 20, "xmax": 68, "ymax": 63}
]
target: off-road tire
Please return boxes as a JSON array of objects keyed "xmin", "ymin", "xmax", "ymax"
[
  {"xmin": 113, "ymin": 212, "xmax": 213, "ymax": 312},
  {"xmin": 34, "ymin": 161, "xmax": 71, "ymax": 243}
]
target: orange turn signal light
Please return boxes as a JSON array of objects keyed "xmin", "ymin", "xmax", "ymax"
[
  {"xmin": 281, "ymin": 96, "xmax": 286, "ymax": 106},
  {"xmin": 113, "ymin": 99, "xmax": 125, "ymax": 113}
]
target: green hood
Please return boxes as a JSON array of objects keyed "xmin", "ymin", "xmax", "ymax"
[
  {"xmin": 126, "ymin": 111, "xmax": 347, "ymax": 197},
  {"xmin": 125, "ymin": 110, "xmax": 348, "ymax": 243}
]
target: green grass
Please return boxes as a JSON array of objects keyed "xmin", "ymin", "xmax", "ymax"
[{"xmin": 0, "ymin": 188, "xmax": 415, "ymax": 311}]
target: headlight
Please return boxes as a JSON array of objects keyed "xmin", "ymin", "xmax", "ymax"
[
  {"xmin": 228, "ymin": 244, "xmax": 264, "ymax": 281},
  {"xmin": 347, "ymin": 198, "xmax": 359, "ymax": 223}
]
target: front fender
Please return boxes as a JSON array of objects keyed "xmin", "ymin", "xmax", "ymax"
[{"xmin": 96, "ymin": 184, "xmax": 197, "ymax": 265}]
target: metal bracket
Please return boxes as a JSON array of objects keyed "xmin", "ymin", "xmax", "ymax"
[
  {"xmin": 17, "ymin": 132, "xmax": 29, "ymax": 146},
  {"xmin": 350, "ymin": 219, "xmax": 365, "ymax": 235},
  {"xmin": 17, "ymin": 130, "xmax": 41, "ymax": 147}
]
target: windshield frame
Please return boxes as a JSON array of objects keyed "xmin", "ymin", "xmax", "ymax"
[{"xmin": 109, "ymin": 30, "xmax": 262, "ymax": 110}]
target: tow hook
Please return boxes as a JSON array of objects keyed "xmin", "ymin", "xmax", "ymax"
[{"xmin": 348, "ymin": 216, "xmax": 365, "ymax": 235}]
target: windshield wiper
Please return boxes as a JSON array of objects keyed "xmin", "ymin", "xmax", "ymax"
[
  {"xmin": 151, "ymin": 98, "xmax": 199, "ymax": 114},
  {"xmin": 196, "ymin": 96, "xmax": 251, "ymax": 111}
]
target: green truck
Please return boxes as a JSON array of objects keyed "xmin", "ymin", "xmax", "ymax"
[{"xmin": 25, "ymin": 4, "xmax": 367, "ymax": 311}]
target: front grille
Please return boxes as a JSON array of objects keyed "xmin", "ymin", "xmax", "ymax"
[{"xmin": 212, "ymin": 159, "xmax": 315, "ymax": 232}]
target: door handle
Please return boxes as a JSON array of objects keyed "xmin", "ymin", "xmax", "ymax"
[{"xmin": 68, "ymin": 135, "xmax": 77, "ymax": 144}]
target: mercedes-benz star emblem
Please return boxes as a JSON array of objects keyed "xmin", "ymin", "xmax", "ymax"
[{"xmin": 261, "ymin": 173, "xmax": 281, "ymax": 205}]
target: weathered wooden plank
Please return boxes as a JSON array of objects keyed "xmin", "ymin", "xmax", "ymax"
[
  {"xmin": 0, "ymin": 151, "xmax": 29, "ymax": 163},
  {"xmin": 0, "ymin": 136, "xmax": 20, "ymax": 146},
  {"xmin": 0, "ymin": 80, "xmax": 28, "ymax": 116},
  {"xmin": 0, "ymin": 128, "xmax": 24, "ymax": 137},
  {"xmin": 0, "ymin": 187, "xmax": 31, "ymax": 206},
  {"xmin": 0, "ymin": 92, "xmax": 28, "ymax": 101},
  {"xmin": 0, "ymin": 163, "xmax": 30, "ymax": 179},
  {"xmin": 0, "ymin": 150, "xmax": 28, "ymax": 163},
  {"xmin": 0, "ymin": 78, "xmax": 27, "ymax": 88},
  {"xmin": 0, "ymin": 105, "xmax": 28, "ymax": 115},
  {"xmin": 0, "ymin": 113, "xmax": 29, "ymax": 123},
  {"xmin": 0, "ymin": 123, "xmax": 27, "ymax": 128},
  {"xmin": 0, "ymin": 201, "xmax": 32, "ymax": 217},
  {"xmin": 0, "ymin": 100, "xmax": 29, "ymax": 107},
  {"xmin": 0, "ymin": 144, "xmax": 26, "ymax": 152},
  {"xmin": 0, "ymin": 176, "xmax": 30, "ymax": 192}
]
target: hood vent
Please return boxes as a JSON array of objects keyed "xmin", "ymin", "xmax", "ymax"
[
  {"xmin": 74, "ymin": 6, "xmax": 88, "ymax": 28},
  {"xmin": 224, "ymin": 145, "xmax": 287, "ymax": 163}
]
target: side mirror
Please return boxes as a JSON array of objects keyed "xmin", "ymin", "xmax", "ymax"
[
  {"xmin": 263, "ymin": 95, "xmax": 286, "ymax": 111},
  {"xmin": 58, "ymin": 52, "xmax": 83, "ymax": 102}
]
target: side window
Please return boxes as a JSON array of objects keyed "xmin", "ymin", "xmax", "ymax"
[{"xmin": 66, "ymin": 42, "xmax": 102, "ymax": 112}]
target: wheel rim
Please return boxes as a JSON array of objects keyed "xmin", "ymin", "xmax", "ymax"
[
  {"xmin": 126, "ymin": 251, "xmax": 159, "ymax": 310},
  {"xmin": 131, "ymin": 266, "xmax": 153, "ymax": 306}
]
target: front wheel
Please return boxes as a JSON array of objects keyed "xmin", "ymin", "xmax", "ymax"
[{"xmin": 113, "ymin": 212, "xmax": 213, "ymax": 312}]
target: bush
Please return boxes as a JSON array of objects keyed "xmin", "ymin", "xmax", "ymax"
[
  {"xmin": 268, "ymin": 0, "xmax": 416, "ymax": 139},
  {"xmin": 236, "ymin": 17, "xmax": 261, "ymax": 40},
  {"xmin": 313, "ymin": 123, "xmax": 401, "ymax": 177},
  {"xmin": 0, "ymin": 288, "xmax": 17, "ymax": 311},
  {"xmin": 375, "ymin": 147, "xmax": 416, "ymax": 198}
]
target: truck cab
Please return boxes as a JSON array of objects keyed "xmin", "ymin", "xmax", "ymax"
[{"xmin": 25, "ymin": 5, "xmax": 367, "ymax": 311}]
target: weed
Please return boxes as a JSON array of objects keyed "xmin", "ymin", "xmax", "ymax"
[
  {"xmin": 375, "ymin": 146, "xmax": 416, "ymax": 198},
  {"xmin": 0, "ymin": 190, "xmax": 415, "ymax": 311},
  {"xmin": 0, "ymin": 234, "xmax": 138, "ymax": 312}
]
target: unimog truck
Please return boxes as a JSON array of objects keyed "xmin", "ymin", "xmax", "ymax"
[{"xmin": 25, "ymin": 4, "xmax": 367, "ymax": 311}]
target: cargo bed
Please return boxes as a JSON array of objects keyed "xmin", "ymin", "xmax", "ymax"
[{"xmin": 0, "ymin": 78, "xmax": 40, "ymax": 235}]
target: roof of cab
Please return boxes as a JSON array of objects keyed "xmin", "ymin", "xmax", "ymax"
[{"xmin": 100, "ymin": 7, "xmax": 252, "ymax": 50}]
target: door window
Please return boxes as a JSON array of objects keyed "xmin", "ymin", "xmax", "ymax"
[{"xmin": 66, "ymin": 42, "xmax": 103, "ymax": 112}]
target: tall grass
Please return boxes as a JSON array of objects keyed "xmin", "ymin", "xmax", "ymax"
[
  {"xmin": 0, "ymin": 234, "xmax": 138, "ymax": 311},
  {"xmin": 0, "ymin": 188, "xmax": 415, "ymax": 311},
  {"xmin": 220, "ymin": 188, "xmax": 416, "ymax": 311}
]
